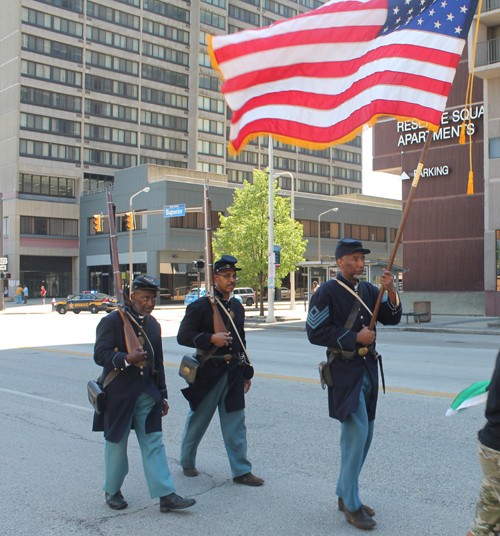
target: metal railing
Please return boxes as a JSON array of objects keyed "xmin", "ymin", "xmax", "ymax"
[
  {"xmin": 485, "ymin": 0, "xmax": 500, "ymax": 11},
  {"xmin": 476, "ymin": 37, "xmax": 500, "ymax": 66}
]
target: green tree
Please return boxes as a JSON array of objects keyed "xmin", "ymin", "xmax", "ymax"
[{"xmin": 214, "ymin": 169, "xmax": 307, "ymax": 315}]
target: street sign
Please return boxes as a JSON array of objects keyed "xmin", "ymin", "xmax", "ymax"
[
  {"xmin": 0, "ymin": 257, "xmax": 7, "ymax": 265},
  {"xmin": 0, "ymin": 266, "xmax": 6, "ymax": 272},
  {"xmin": 164, "ymin": 204, "xmax": 186, "ymax": 218}
]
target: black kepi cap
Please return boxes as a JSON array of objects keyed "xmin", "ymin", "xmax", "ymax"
[
  {"xmin": 214, "ymin": 255, "xmax": 242, "ymax": 274},
  {"xmin": 131, "ymin": 275, "xmax": 160, "ymax": 292},
  {"xmin": 335, "ymin": 238, "xmax": 371, "ymax": 260}
]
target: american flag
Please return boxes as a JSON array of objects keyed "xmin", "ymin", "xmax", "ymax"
[{"xmin": 209, "ymin": 0, "xmax": 479, "ymax": 154}]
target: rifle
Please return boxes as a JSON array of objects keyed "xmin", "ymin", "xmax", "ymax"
[
  {"xmin": 203, "ymin": 180, "xmax": 227, "ymax": 334},
  {"xmin": 105, "ymin": 184, "xmax": 142, "ymax": 354}
]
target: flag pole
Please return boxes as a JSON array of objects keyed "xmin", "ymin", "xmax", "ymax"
[{"xmin": 367, "ymin": 130, "xmax": 433, "ymax": 331}]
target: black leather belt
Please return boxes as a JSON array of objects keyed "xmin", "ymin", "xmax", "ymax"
[
  {"xmin": 196, "ymin": 349, "xmax": 237, "ymax": 364},
  {"xmin": 134, "ymin": 360, "xmax": 153, "ymax": 368}
]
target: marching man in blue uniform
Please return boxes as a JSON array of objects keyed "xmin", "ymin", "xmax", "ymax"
[
  {"xmin": 92, "ymin": 275, "xmax": 196, "ymax": 513},
  {"xmin": 177, "ymin": 255, "xmax": 264, "ymax": 486},
  {"xmin": 306, "ymin": 239, "xmax": 402, "ymax": 530}
]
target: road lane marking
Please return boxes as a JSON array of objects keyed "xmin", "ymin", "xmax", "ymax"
[
  {"xmin": 3, "ymin": 348, "xmax": 457, "ymax": 400},
  {"xmin": 0, "ymin": 388, "xmax": 93, "ymax": 412}
]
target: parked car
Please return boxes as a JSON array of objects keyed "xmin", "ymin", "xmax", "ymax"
[
  {"xmin": 233, "ymin": 287, "xmax": 255, "ymax": 306},
  {"xmin": 279, "ymin": 287, "xmax": 291, "ymax": 299},
  {"xmin": 55, "ymin": 293, "xmax": 117, "ymax": 314},
  {"xmin": 185, "ymin": 288, "xmax": 243, "ymax": 306},
  {"xmin": 159, "ymin": 288, "xmax": 172, "ymax": 301}
]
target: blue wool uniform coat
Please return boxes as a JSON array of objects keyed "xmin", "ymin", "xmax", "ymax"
[
  {"xmin": 177, "ymin": 290, "xmax": 250, "ymax": 413},
  {"xmin": 306, "ymin": 274, "xmax": 402, "ymax": 422},
  {"xmin": 92, "ymin": 309, "xmax": 167, "ymax": 443}
]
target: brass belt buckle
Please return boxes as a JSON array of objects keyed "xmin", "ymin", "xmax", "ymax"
[
  {"xmin": 224, "ymin": 354, "xmax": 232, "ymax": 362},
  {"xmin": 358, "ymin": 347, "xmax": 369, "ymax": 357}
]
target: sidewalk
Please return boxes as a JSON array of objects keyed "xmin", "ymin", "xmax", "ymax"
[{"xmin": 2, "ymin": 297, "xmax": 500, "ymax": 335}]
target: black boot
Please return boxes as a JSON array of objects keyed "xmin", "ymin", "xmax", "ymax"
[
  {"xmin": 160, "ymin": 493, "xmax": 196, "ymax": 513},
  {"xmin": 105, "ymin": 490, "xmax": 128, "ymax": 510}
]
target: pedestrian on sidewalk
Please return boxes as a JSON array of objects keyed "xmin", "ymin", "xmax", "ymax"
[
  {"xmin": 465, "ymin": 350, "xmax": 500, "ymax": 536},
  {"xmin": 40, "ymin": 285, "xmax": 46, "ymax": 305},
  {"xmin": 177, "ymin": 255, "xmax": 264, "ymax": 487},
  {"xmin": 306, "ymin": 238, "xmax": 402, "ymax": 530},
  {"xmin": 16, "ymin": 285, "xmax": 23, "ymax": 304},
  {"xmin": 23, "ymin": 285, "xmax": 28, "ymax": 304}
]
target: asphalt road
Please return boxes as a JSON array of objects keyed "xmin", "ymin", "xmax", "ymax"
[{"xmin": 1, "ymin": 310, "xmax": 499, "ymax": 536}]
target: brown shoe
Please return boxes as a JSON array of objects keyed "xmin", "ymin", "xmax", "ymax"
[
  {"xmin": 233, "ymin": 472, "xmax": 264, "ymax": 486},
  {"xmin": 182, "ymin": 467, "xmax": 199, "ymax": 477},
  {"xmin": 338, "ymin": 497, "xmax": 375, "ymax": 517},
  {"xmin": 343, "ymin": 506, "xmax": 377, "ymax": 530}
]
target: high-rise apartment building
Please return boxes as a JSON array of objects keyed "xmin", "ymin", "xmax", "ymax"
[{"xmin": 0, "ymin": 0, "xmax": 362, "ymax": 297}]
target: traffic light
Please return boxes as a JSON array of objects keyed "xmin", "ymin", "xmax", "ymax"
[
  {"xmin": 92, "ymin": 214, "xmax": 102, "ymax": 233},
  {"xmin": 125, "ymin": 212, "xmax": 135, "ymax": 231},
  {"xmin": 193, "ymin": 260, "xmax": 205, "ymax": 271},
  {"xmin": 0, "ymin": 272, "xmax": 10, "ymax": 279}
]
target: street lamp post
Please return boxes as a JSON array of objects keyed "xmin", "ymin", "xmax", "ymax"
[
  {"xmin": 129, "ymin": 186, "xmax": 150, "ymax": 296},
  {"xmin": 318, "ymin": 207, "xmax": 339, "ymax": 263},
  {"xmin": 273, "ymin": 171, "xmax": 296, "ymax": 310}
]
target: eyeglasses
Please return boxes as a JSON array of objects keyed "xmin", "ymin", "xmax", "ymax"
[{"xmin": 216, "ymin": 274, "xmax": 239, "ymax": 281}]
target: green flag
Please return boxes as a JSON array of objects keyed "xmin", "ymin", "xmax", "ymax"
[{"xmin": 445, "ymin": 381, "xmax": 490, "ymax": 417}]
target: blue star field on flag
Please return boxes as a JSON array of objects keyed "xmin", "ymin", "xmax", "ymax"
[{"xmin": 381, "ymin": 0, "xmax": 477, "ymax": 38}]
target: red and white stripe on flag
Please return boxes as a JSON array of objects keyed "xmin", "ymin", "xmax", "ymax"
[{"xmin": 209, "ymin": 0, "xmax": 473, "ymax": 155}]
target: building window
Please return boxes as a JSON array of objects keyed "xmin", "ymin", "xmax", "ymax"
[
  {"xmin": 20, "ymin": 113, "xmax": 81, "ymax": 137},
  {"xmin": 171, "ymin": 211, "xmax": 221, "ymax": 229},
  {"xmin": 197, "ymin": 162, "xmax": 224, "ymax": 174},
  {"xmin": 142, "ymin": 64, "xmax": 189, "ymax": 88},
  {"xmin": 228, "ymin": 4, "xmax": 259, "ymax": 25},
  {"xmin": 199, "ymin": 73, "xmax": 221, "ymax": 92},
  {"xmin": 299, "ymin": 0, "xmax": 323, "ymax": 8},
  {"xmin": 83, "ymin": 173, "xmax": 112, "ymax": 192},
  {"xmin": 298, "ymin": 146, "xmax": 330, "ymax": 158},
  {"xmin": 262, "ymin": 16, "xmax": 276, "ymax": 26},
  {"xmin": 198, "ymin": 118, "xmax": 224, "ymax": 135},
  {"xmin": 200, "ymin": 31, "xmax": 211, "ymax": 45},
  {"xmin": 228, "ymin": 24, "xmax": 244, "ymax": 33},
  {"xmin": 298, "ymin": 180, "xmax": 330, "ymax": 194},
  {"xmin": 274, "ymin": 156, "xmax": 296, "ymax": 171},
  {"xmin": 262, "ymin": 0, "xmax": 297, "ymax": 17},
  {"xmin": 86, "ymin": 26, "xmax": 139, "ymax": 53},
  {"xmin": 143, "ymin": 19, "xmax": 189, "ymax": 44},
  {"xmin": 22, "ymin": 7, "xmax": 83, "ymax": 37},
  {"xmin": 19, "ymin": 174, "xmax": 75, "ymax": 198},
  {"xmin": 198, "ymin": 96, "xmax": 224, "ymax": 114},
  {"xmin": 140, "ymin": 156, "xmax": 187, "ymax": 167},
  {"xmin": 85, "ymin": 100, "xmax": 138, "ymax": 123},
  {"xmin": 143, "ymin": 0, "xmax": 190, "ymax": 23},
  {"xmin": 273, "ymin": 140, "xmax": 296, "ymax": 152},
  {"xmin": 200, "ymin": 10, "xmax": 226, "ymax": 29},
  {"xmin": 85, "ymin": 51, "xmax": 139, "ymax": 76},
  {"xmin": 83, "ymin": 149, "xmax": 137, "ymax": 168},
  {"xmin": 332, "ymin": 185, "xmax": 361, "ymax": 195},
  {"xmin": 141, "ymin": 134, "xmax": 188, "ymax": 153},
  {"xmin": 199, "ymin": 52, "xmax": 213, "ymax": 68},
  {"xmin": 20, "ymin": 216, "xmax": 78, "ymax": 236},
  {"xmin": 490, "ymin": 137, "xmax": 500, "ymax": 159},
  {"xmin": 197, "ymin": 140, "xmax": 224, "ymax": 156},
  {"xmin": 85, "ymin": 75, "xmax": 138, "ymax": 99},
  {"xmin": 345, "ymin": 136, "xmax": 362, "ymax": 148},
  {"xmin": 21, "ymin": 60, "xmax": 82, "ymax": 87},
  {"xmin": 86, "ymin": 2, "xmax": 140, "ymax": 30},
  {"xmin": 115, "ymin": 0, "xmax": 141, "ymax": 7},
  {"xmin": 227, "ymin": 150, "xmax": 258, "ymax": 164},
  {"xmin": 143, "ymin": 42, "xmax": 189, "ymax": 66},
  {"xmin": 241, "ymin": 0, "xmax": 260, "ymax": 6},
  {"xmin": 21, "ymin": 34, "xmax": 83, "ymax": 62},
  {"xmin": 298, "ymin": 161, "xmax": 329, "ymax": 176},
  {"xmin": 141, "ymin": 87, "xmax": 188, "ymax": 109},
  {"xmin": 345, "ymin": 224, "xmax": 386, "ymax": 242},
  {"xmin": 390, "ymin": 228, "xmax": 398, "ymax": 242},
  {"xmin": 33, "ymin": 0, "xmax": 83, "ymax": 14},
  {"xmin": 332, "ymin": 166, "xmax": 361, "ymax": 182},
  {"xmin": 202, "ymin": 0, "xmax": 226, "ymax": 7},
  {"xmin": 117, "ymin": 212, "xmax": 147, "ymax": 233},
  {"xmin": 21, "ymin": 86, "xmax": 81, "ymax": 112},
  {"xmin": 227, "ymin": 168, "xmax": 253, "ymax": 183},
  {"xmin": 84, "ymin": 124, "xmax": 137, "ymax": 146},
  {"xmin": 141, "ymin": 111, "xmax": 188, "ymax": 131},
  {"xmin": 332, "ymin": 148, "xmax": 362, "ymax": 164},
  {"xmin": 19, "ymin": 139, "xmax": 80, "ymax": 162}
]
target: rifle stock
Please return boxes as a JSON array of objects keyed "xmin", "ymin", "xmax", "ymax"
[
  {"xmin": 204, "ymin": 181, "xmax": 226, "ymax": 334},
  {"xmin": 105, "ymin": 184, "xmax": 142, "ymax": 354}
]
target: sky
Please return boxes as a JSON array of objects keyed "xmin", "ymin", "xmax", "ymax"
[{"xmin": 361, "ymin": 128, "xmax": 402, "ymax": 201}]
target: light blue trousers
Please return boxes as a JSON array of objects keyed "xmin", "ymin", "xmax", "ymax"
[
  {"xmin": 104, "ymin": 392, "xmax": 176, "ymax": 499},
  {"xmin": 180, "ymin": 372, "xmax": 252, "ymax": 478},
  {"xmin": 336, "ymin": 371, "xmax": 375, "ymax": 513}
]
